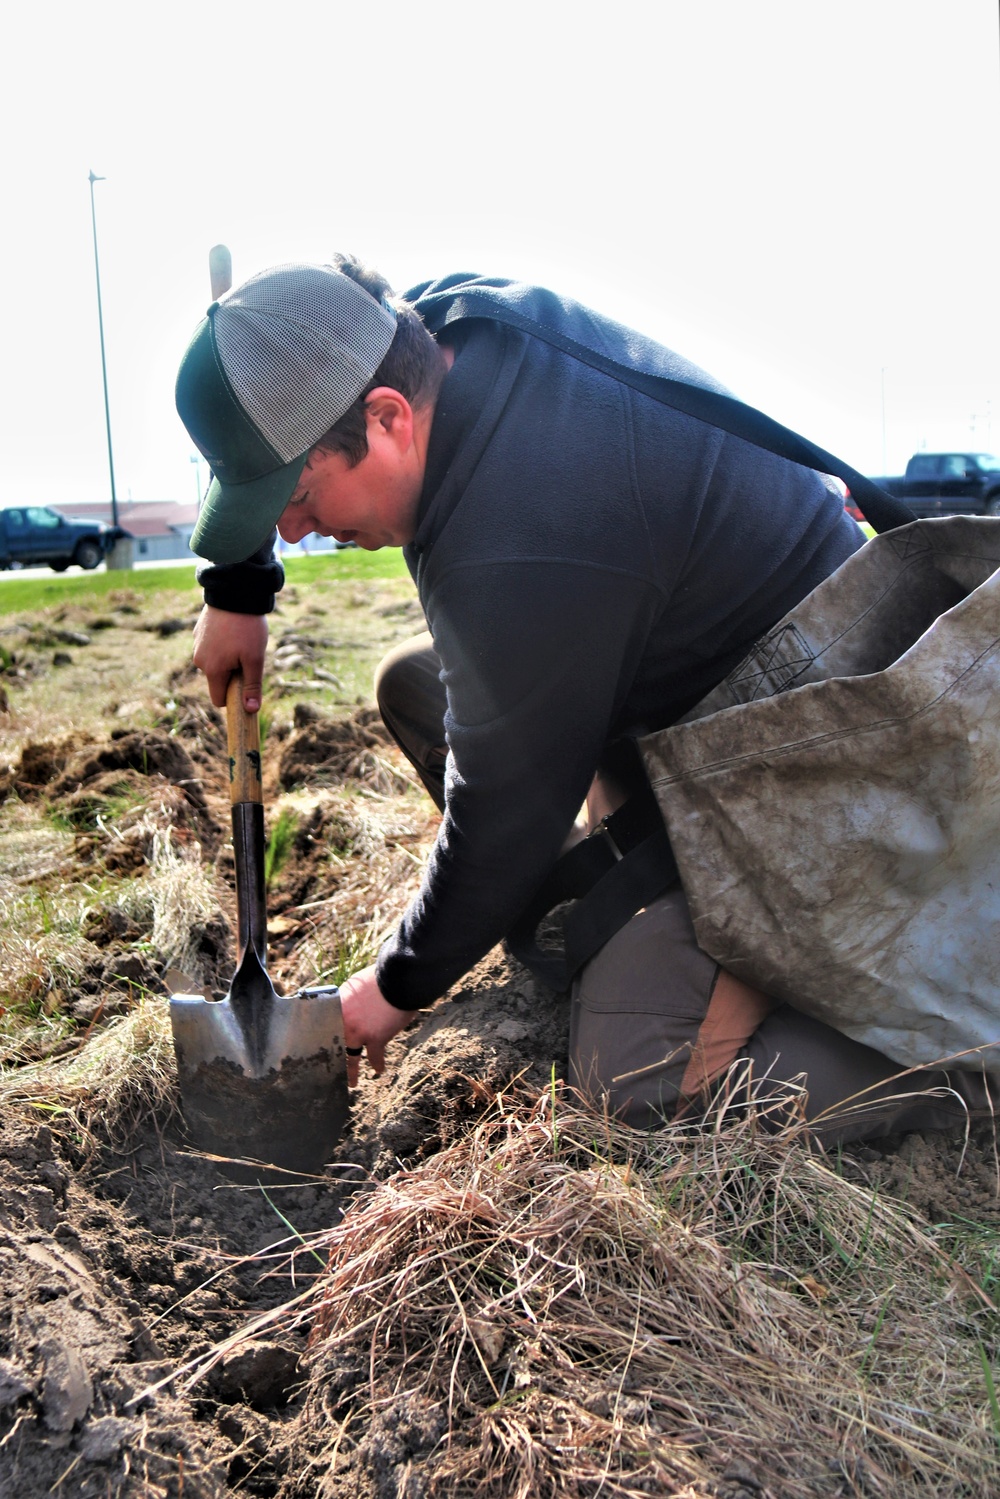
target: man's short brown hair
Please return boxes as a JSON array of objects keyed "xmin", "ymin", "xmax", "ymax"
[{"xmin": 312, "ymin": 254, "xmax": 448, "ymax": 468}]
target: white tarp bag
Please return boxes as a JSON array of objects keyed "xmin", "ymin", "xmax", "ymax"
[{"xmin": 639, "ymin": 516, "xmax": 1000, "ymax": 1078}]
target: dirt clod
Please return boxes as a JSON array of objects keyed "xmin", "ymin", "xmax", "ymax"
[
  {"xmin": 212, "ymin": 1343, "xmax": 301, "ymax": 1407},
  {"xmin": 278, "ymin": 707, "xmax": 395, "ymax": 789}
]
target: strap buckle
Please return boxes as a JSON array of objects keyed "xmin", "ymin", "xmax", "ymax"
[{"xmin": 595, "ymin": 814, "xmax": 624, "ymax": 862}]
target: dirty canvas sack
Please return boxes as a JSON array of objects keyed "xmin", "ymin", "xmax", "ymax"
[{"xmin": 639, "ymin": 515, "xmax": 1000, "ymax": 1079}]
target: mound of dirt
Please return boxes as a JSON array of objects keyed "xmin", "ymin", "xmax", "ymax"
[
  {"xmin": 841, "ymin": 1116, "xmax": 1000, "ymax": 1222},
  {"xmin": 51, "ymin": 729, "xmax": 209, "ymax": 811},
  {"xmin": 365, "ymin": 962, "xmax": 570, "ymax": 1175},
  {"xmin": 278, "ymin": 707, "xmax": 399, "ymax": 792},
  {"xmin": 2, "ymin": 736, "xmax": 94, "ymax": 798},
  {"xmin": 7, "ymin": 727, "xmax": 225, "ymax": 860}
]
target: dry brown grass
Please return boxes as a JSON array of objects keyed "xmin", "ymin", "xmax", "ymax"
[
  {"xmin": 0, "ymin": 991, "xmax": 177, "ymax": 1147},
  {"xmin": 170, "ymin": 1083, "xmax": 1000, "ymax": 1498},
  {"xmin": 147, "ymin": 826, "xmax": 223, "ymax": 981},
  {"xmin": 273, "ymin": 784, "xmax": 438, "ymax": 991},
  {"xmin": 0, "ymin": 826, "xmax": 217, "ymax": 1140}
]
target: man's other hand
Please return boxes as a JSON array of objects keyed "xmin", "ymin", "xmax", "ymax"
[
  {"xmin": 338, "ymin": 963, "xmax": 417, "ymax": 1086},
  {"xmin": 192, "ymin": 605, "xmax": 268, "ymax": 712}
]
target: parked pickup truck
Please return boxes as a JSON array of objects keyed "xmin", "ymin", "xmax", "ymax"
[
  {"xmin": 0, "ymin": 506, "xmax": 129, "ymax": 572},
  {"xmin": 860, "ymin": 452, "xmax": 1000, "ymax": 520}
]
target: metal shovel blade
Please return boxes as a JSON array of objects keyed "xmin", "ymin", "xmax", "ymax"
[{"xmin": 170, "ymin": 969, "xmax": 349, "ymax": 1177}]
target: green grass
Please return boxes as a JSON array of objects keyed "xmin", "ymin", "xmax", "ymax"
[
  {"xmin": 282, "ymin": 548, "xmax": 410, "ymax": 586},
  {"xmin": 47, "ymin": 777, "xmax": 149, "ymax": 832},
  {"xmin": 0, "ymin": 547, "xmax": 408, "ymax": 616},
  {"xmin": 932, "ymin": 1215, "xmax": 1000, "ymax": 1304},
  {"xmin": 979, "ymin": 1342, "xmax": 1000, "ymax": 1446},
  {"xmin": 312, "ymin": 929, "xmax": 379, "ymax": 987},
  {"xmin": 264, "ymin": 807, "xmax": 300, "ymax": 890},
  {"xmin": 0, "ymin": 565, "xmax": 201, "ymax": 615}
]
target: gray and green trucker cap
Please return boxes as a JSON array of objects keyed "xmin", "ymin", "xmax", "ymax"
[{"xmin": 176, "ymin": 262, "xmax": 398, "ymax": 565}]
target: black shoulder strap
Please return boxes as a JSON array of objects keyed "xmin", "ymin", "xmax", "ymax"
[
  {"xmin": 431, "ymin": 288, "xmax": 915, "ymax": 536},
  {"xmin": 506, "ymin": 790, "xmax": 679, "ymax": 992}
]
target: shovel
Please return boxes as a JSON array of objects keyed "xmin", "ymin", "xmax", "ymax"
[{"xmin": 170, "ymin": 675, "xmax": 349, "ymax": 1176}]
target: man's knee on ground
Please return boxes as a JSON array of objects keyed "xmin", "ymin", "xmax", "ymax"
[
  {"xmin": 567, "ymin": 888, "xmax": 723, "ymax": 1130},
  {"xmin": 373, "ymin": 633, "xmax": 448, "ymax": 800},
  {"xmin": 565, "ymin": 884, "xmax": 993, "ymax": 1146},
  {"xmin": 374, "ymin": 632, "xmax": 435, "ymax": 725}
]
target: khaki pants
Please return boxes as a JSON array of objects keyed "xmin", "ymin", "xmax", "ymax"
[
  {"xmin": 375, "ymin": 632, "xmax": 448, "ymax": 811},
  {"xmin": 377, "ymin": 634, "xmax": 998, "ymax": 1146},
  {"xmin": 569, "ymin": 885, "xmax": 997, "ymax": 1145}
]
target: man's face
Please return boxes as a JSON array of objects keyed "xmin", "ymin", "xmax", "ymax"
[{"xmin": 276, "ymin": 392, "xmax": 425, "ymax": 551}]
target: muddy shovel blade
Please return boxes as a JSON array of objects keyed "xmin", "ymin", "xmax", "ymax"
[{"xmin": 170, "ymin": 973, "xmax": 348, "ymax": 1176}]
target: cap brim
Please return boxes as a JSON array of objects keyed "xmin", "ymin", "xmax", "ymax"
[{"xmin": 191, "ymin": 455, "xmax": 308, "ymax": 565}]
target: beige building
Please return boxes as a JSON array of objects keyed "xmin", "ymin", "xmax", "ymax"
[
  {"xmin": 56, "ymin": 500, "xmax": 200, "ymax": 562},
  {"xmin": 55, "ymin": 500, "xmax": 341, "ymax": 563}
]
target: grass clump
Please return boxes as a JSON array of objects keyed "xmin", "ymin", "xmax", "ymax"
[
  {"xmin": 146, "ymin": 828, "xmax": 222, "ymax": 983},
  {"xmin": 0, "ymin": 992, "xmax": 77, "ymax": 1068},
  {"xmin": 311, "ymin": 927, "xmax": 379, "ymax": 987},
  {"xmin": 0, "ymin": 874, "xmax": 101, "ymax": 1052},
  {"xmin": 0, "ymin": 818, "xmax": 221, "ymax": 1086},
  {"xmin": 0, "ymin": 991, "xmax": 176, "ymax": 1145}
]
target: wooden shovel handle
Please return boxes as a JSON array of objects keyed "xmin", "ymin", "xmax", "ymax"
[
  {"xmin": 209, "ymin": 250, "xmax": 258, "ymax": 807},
  {"xmin": 226, "ymin": 674, "xmax": 263, "ymax": 805}
]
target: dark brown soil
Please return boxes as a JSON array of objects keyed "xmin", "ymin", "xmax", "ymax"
[{"xmin": 277, "ymin": 705, "xmax": 396, "ymax": 792}]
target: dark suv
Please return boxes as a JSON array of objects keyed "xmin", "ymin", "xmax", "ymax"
[{"xmin": 0, "ymin": 506, "xmax": 127, "ymax": 571}]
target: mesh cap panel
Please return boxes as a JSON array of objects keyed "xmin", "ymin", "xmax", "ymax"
[{"xmin": 213, "ymin": 264, "xmax": 397, "ymax": 463}]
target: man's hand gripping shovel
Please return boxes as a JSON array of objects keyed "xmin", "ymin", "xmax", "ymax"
[{"xmin": 170, "ymin": 674, "xmax": 349, "ymax": 1177}]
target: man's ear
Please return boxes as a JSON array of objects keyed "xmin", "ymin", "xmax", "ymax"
[{"xmin": 363, "ymin": 387, "xmax": 414, "ymax": 449}]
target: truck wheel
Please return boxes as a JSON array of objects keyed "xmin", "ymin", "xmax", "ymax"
[
  {"xmin": 74, "ymin": 540, "xmax": 103, "ymax": 570},
  {"xmin": 50, "ymin": 561, "xmax": 68, "ymax": 573},
  {"xmin": 986, "ymin": 496, "xmax": 1000, "ymax": 517}
]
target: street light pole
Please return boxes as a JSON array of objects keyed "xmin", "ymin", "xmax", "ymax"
[
  {"xmin": 190, "ymin": 453, "xmax": 205, "ymax": 509},
  {"xmin": 88, "ymin": 170, "xmax": 119, "ymax": 531}
]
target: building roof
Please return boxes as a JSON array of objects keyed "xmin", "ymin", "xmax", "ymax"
[{"xmin": 55, "ymin": 500, "xmax": 199, "ymax": 539}]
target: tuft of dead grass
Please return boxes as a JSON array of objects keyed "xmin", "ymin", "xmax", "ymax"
[
  {"xmin": 147, "ymin": 827, "xmax": 222, "ymax": 982},
  {"xmin": 177, "ymin": 1083, "xmax": 1000, "ymax": 1498},
  {"xmin": 0, "ymin": 826, "xmax": 221, "ymax": 1140},
  {"xmin": 0, "ymin": 991, "xmax": 177, "ymax": 1144}
]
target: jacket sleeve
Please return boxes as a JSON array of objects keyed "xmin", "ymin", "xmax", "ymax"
[
  {"xmin": 195, "ymin": 531, "xmax": 285, "ymax": 613},
  {"xmin": 375, "ymin": 559, "xmax": 656, "ymax": 1009}
]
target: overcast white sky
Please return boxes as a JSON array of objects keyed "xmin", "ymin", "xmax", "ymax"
[{"xmin": 1, "ymin": 0, "xmax": 998, "ymax": 516}]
